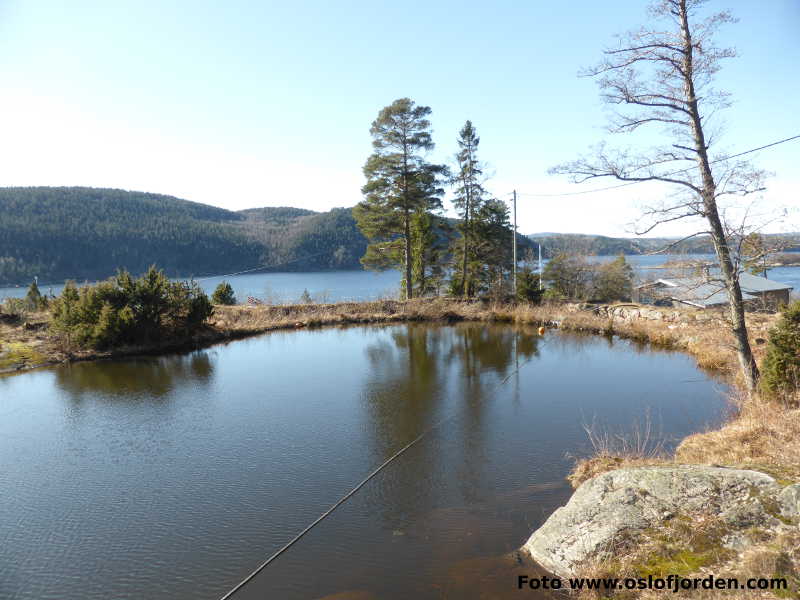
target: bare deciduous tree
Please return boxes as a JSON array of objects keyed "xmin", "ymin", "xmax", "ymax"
[{"xmin": 552, "ymin": 0, "xmax": 765, "ymax": 393}]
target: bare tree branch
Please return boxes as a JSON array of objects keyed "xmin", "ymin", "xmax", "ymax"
[{"xmin": 550, "ymin": 0, "xmax": 765, "ymax": 392}]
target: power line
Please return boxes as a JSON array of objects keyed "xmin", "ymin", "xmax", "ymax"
[
  {"xmin": 504, "ymin": 133, "xmax": 800, "ymax": 199},
  {"xmin": 193, "ymin": 251, "xmax": 333, "ymax": 282},
  {"xmin": 0, "ymin": 251, "xmax": 337, "ymax": 291}
]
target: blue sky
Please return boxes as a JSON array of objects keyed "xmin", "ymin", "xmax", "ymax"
[{"xmin": 1, "ymin": 0, "xmax": 797, "ymax": 236}]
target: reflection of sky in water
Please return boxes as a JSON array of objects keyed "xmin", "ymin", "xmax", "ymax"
[{"xmin": 0, "ymin": 324, "xmax": 729, "ymax": 600}]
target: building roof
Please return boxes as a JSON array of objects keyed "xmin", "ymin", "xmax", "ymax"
[
  {"xmin": 737, "ymin": 272, "xmax": 794, "ymax": 293},
  {"xmin": 639, "ymin": 272, "xmax": 792, "ymax": 308}
]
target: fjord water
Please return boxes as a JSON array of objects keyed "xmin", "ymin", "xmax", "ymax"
[
  {"xmin": 0, "ymin": 324, "xmax": 728, "ymax": 599},
  {"xmin": 1, "ymin": 255, "xmax": 797, "ymax": 304}
]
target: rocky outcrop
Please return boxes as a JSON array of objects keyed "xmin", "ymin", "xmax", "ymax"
[
  {"xmin": 522, "ymin": 466, "xmax": 798, "ymax": 577},
  {"xmin": 589, "ymin": 304, "xmax": 693, "ymax": 323}
]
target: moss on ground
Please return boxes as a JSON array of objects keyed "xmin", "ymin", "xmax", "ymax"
[
  {"xmin": 628, "ymin": 514, "xmax": 734, "ymax": 580},
  {"xmin": 0, "ymin": 341, "xmax": 46, "ymax": 371}
]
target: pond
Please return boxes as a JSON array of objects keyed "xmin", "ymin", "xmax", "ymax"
[{"xmin": 0, "ymin": 323, "xmax": 730, "ymax": 599}]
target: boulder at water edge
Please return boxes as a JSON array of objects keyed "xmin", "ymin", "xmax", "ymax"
[{"xmin": 522, "ymin": 465, "xmax": 800, "ymax": 577}]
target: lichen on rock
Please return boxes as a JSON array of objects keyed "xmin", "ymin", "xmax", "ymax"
[{"xmin": 522, "ymin": 465, "xmax": 798, "ymax": 578}]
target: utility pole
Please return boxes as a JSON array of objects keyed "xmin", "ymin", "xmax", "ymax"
[{"xmin": 512, "ymin": 189, "xmax": 517, "ymax": 296}]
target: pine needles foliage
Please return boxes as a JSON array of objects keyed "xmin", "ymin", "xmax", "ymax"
[
  {"xmin": 760, "ymin": 301, "xmax": 800, "ymax": 402},
  {"xmin": 50, "ymin": 266, "xmax": 213, "ymax": 349},
  {"xmin": 211, "ymin": 281, "xmax": 237, "ymax": 305}
]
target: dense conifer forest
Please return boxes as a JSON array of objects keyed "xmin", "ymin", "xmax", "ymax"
[{"xmin": 0, "ymin": 187, "xmax": 367, "ymax": 284}]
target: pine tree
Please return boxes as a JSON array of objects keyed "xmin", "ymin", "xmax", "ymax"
[
  {"xmin": 516, "ymin": 267, "xmax": 543, "ymax": 304},
  {"xmin": 353, "ymin": 98, "xmax": 447, "ymax": 299},
  {"xmin": 451, "ymin": 121, "xmax": 487, "ymax": 298},
  {"xmin": 741, "ymin": 233, "xmax": 769, "ymax": 276},
  {"xmin": 410, "ymin": 210, "xmax": 449, "ymax": 297},
  {"xmin": 760, "ymin": 301, "xmax": 800, "ymax": 401},
  {"xmin": 472, "ymin": 199, "xmax": 513, "ymax": 293},
  {"xmin": 25, "ymin": 280, "xmax": 44, "ymax": 310},
  {"xmin": 211, "ymin": 281, "xmax": 236, "ymax": 305}
]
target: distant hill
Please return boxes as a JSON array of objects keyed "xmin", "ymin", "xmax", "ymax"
[
  {"xmin": 235, "ymin": 205, "xmax": 370, "ymax": 272},
  {"xmin": 0, "ymin": 187, "xmax": 371, "ymax": 285},
  {"xmin": 527, "ymin": 232, "xmax": 800, "ymax": 257},
  {"xmin": 0, "ymin": 187, "xmax": 536, "ymax": 286}
]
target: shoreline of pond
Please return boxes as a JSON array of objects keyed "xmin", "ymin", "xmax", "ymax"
[
  {"xmin": 0, "ymin": 298, "xmax": 776, "ymax": 382},
  {"xmin": 4, "ymin": 297, "xmax": 797, "ymax": 597}
]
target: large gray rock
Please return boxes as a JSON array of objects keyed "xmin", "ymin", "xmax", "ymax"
[{"xmin": 522, "ymin": 466, "xmax": 795, "ymax": 577}]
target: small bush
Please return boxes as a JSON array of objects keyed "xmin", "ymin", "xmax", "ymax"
[
  {"xmin": 516, "ymin": 267, "xmax": 543, "ymax": 304},
  {"xmin": 1, "ymin": 297, "xmax": 28, "ymax": 321},
  {"xmin": 760, "ymin": 301, "xmax": 800, "ymax": 400},
  {"xmin": 542, "ymin": 288, "xmax": 566, "ymax": 304},
  {"xmin": 50, "ymin": 266, "xmax": 213, "ymax": 349},
  {"xmin": 211, "ymin": 281, "xmax": 236, "ymax": 305}
]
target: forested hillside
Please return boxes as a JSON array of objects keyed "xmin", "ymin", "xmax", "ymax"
[
  {"xmin": 0, "ymin": 187, "xmax": 368, "ymax": 285},
  {"xmin": 235, "ymin": 206, "xmax": 368, "ymax": 271},
  {"xmin": 529, "ymin": 232, "xmax": 800, "ymax": 257}
]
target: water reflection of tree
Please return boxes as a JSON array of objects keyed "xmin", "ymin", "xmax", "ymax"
[
  {"xmin": 360, "ymin": 323, "xmax": 541, "ymax": 521},
  {"xmin": 363, "ymin": 323, "xmax": 446, "ymax": 461},
  {"xmin": 447, "ymin": 324, "xmax": 541, "ymax": 503},
  {"xmin": 446, "ymin": 323, "xmax": 540, "ymax": 380},
  {"xmin": 54, "ymin": 351, "xmax": 214, "ymax": 399}
]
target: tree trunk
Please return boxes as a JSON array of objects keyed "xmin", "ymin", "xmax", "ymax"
[
  {"xmin": 404, "ymin": 208, "xmax": 413, "ymax": 300},
  {"xmin": 402, "ymin": 138, "xmax": 413, "ymax": 300},
  {"xmin": 679, "ymin": 0, "xmax": 759, "ymax": 393},
  {"xmin": 462, "ymin": 201, "xmax": 469, "ymax": 298}
]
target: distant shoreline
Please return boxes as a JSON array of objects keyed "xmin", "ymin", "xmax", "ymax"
[{"xmin": 639, "ymin": 261, "xmax": 800, "ymax": 270}]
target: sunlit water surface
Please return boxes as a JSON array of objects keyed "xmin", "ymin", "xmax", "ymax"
[
  {"xmin": 0, "ymin": 323, "xmax": 729, "ymax": 599},
  {"xmin": 1, "ymin": 254, "xmax": 796, "ymax": 304}
]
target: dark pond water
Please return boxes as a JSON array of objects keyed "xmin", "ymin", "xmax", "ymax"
[{"xmin": 0, "ymin": 323, "xmax": 730, "ymax": 600}]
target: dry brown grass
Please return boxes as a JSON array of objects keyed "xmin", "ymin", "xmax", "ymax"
[
  {"xmin": 559, "ymin": 305, "xmax": 799, "ymax": 599},
  {"xmin": 210, "ymin": 298, "xmax": 489, "ymax": 333},
  {"xmin": 568, "ymin": 389, "xmax": 800, "ymax": 489},
  {"xmin": 567, "ymin": 413, "xmax": 672, "ymax": 488},
  {"xmin": 676, "ymin": 394, "xmax": 800, "ymax": 482}
]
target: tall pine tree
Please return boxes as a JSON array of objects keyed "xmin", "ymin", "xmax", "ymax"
[
  {"xmin": 451, "ymin": 120, "xmax": 487, "ymax": 298},
  {"xmin": 353, "ymin": 98, "xmax": 446, "ymax": 299}
]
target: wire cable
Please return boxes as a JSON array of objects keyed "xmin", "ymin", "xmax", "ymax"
[
  {"xmin": 192, "ymin": 251, "xmax": 334, "ymax": 282},
  {"xmin": 216, "ymin": 338, "xmax": 539, "ymax": 600},
  {"xmin": 503, "ymin": 133, "xmax": 800, "ymax": 199}
]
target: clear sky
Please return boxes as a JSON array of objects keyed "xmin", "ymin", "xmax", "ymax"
[{"xmin": 1, "ymin": 0, "xmax": 797, "ymax": 236}]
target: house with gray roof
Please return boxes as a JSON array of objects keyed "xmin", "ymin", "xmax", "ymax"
[{"xmin": 633, "ymin": 272, "xmax": 792, "ymax": 310}]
